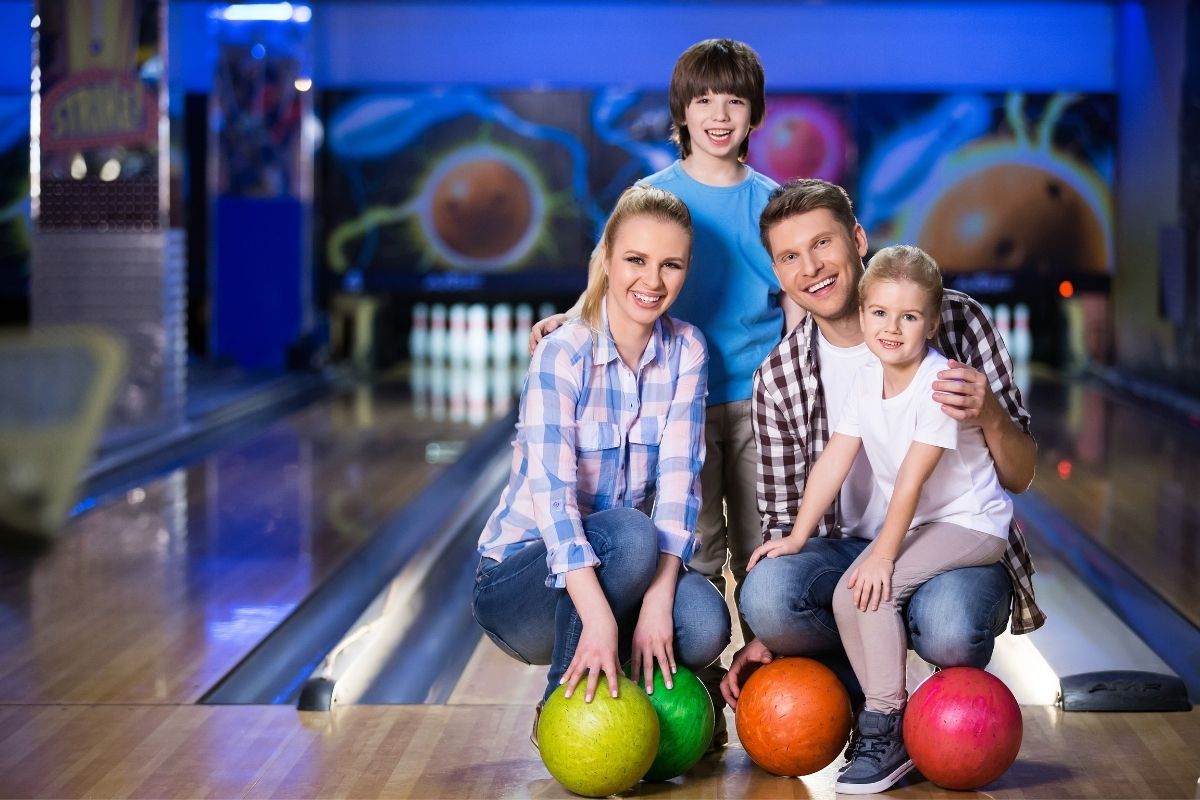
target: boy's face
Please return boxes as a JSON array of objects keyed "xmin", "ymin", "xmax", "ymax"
[
  {"xmin": 684, "ymin": 91, "xmax": 752, "ymax": 164},
  {"xmin": 859, "ymin": 279, "xmax": 938, "ymax": 370},
  {"xmin": 767, "ymin": 208, "xmax": 868, "ymax": 325}
]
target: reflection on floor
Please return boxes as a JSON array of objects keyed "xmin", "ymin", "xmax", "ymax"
[{"xmin": 1, "ymin": 365, "xmax": 1199, "ymax": 798}]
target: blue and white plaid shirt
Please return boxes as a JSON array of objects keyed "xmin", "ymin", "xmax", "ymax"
[{"xmin": 478, "ymin": 301, "xmax": 708, "ymax": 588}]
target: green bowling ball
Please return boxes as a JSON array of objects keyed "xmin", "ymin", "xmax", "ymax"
[
  {"xmin": 537, "ymin": 674, "xmax": 659, "ymax": 797},
  {"xmin": 628, "ymin": 663, "xmax": 715, "ymax": 781}
]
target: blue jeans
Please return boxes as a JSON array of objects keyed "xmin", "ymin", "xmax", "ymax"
[
  {"xmin": 471, "ymin": 507, "xmax": 732, "ymax": 700},
  {"xmin": 739, "ymin": 536, "xmax": 1012, "ymax": 704}
]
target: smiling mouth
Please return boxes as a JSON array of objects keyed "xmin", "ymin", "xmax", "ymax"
[
  {"xmin": 631, "ymin": 291, "xmax": 663, "ymax": 306},
  {"xmin": 707, "ymin": 129, "xmax": 732, "ymax": 141},
  {"xmin": 878, "ymin": 339, "xmax": 902, "ymax": 349},
  {"xmin": 807, "ymin": 276, "xmax": 835, "ymax": 294}
]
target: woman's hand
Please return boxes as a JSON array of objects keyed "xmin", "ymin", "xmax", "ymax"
[
  {"xmin": 746, "ymin": 533, "xmax": 808, "ymax": 571},
  {"xmin": 630, "ymin": 590, "xmax": 676, "ymax": 694},
  {"xmin": 561, "ymin": 612, "xmax": 621, "ymax": 702},
  {"xmin": 846, "ymin": 554, "xmax": 894, "ymax": 611}
]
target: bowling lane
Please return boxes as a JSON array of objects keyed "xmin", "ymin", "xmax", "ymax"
[
  {"xmin": 1021, "ymin": 366, "xmax": 1200, "ymax": 629},
  {"xmin": 0, "ymin": 371, "xmax": 514, "ymax": 705}
]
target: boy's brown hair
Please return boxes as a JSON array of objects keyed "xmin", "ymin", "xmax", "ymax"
[{"xmin": 668, "ymin": 39, "xmax": 766, "ymax": 162}]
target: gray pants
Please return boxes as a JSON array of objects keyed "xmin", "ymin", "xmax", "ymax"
[{"xmin": 833, "ymin": 522, "xmax": 1008, "ymax": 713}]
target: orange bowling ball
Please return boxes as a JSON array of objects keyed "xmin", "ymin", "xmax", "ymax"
[
  {"xmin": 431, "ymin": 157, "xmax": 533, "ymax": 260},
  {"xmin": 735, "ymin": 657, "xmax": 852, "ymax": 777}
]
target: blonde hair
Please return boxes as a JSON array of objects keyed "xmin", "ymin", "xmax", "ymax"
[
  {"xmin": 860, "ymin": 245, "xmax": 943, "ymax": 321},
  {"xmin": 580, "ymin": 185, "xmax": 693, "ymax": 329}
]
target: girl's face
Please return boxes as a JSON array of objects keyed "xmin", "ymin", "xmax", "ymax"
[
  {"xmin": 604, "ymin": 215, "xmax": 690, "ymax": 336},
  {"xmin": 859, "ymin": 278, "xmax": 938, "ymax": 370}
]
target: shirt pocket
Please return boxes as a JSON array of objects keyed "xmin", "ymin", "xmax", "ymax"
[
  {"xmin": 576, "ymin": 421, "xmax": 621, "ymax": 510},
  {"xmin": 627, "ymin": 416, "xmax": 665, "ymax": 508}
]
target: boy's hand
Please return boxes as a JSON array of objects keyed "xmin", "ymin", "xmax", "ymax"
[
  {"xmin": 529, "ymin": 312, "xmax": 569, "ymax": 354},
  {"xmin": 720, "ymin": 638, "xmax": 774, "ymax": 710},
  {"xmin": 846, "ymin": 555, "xmax": 894, "ymax": 611}
]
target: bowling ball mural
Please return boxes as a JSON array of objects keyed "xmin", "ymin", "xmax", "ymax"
[
  {"xmin": 748, "ymin": 95, "xmax": 854, "ymax": 185},
  {"xmin": 857, "ymin": 92, "xmax": 1114, "ymax": 276},
  {"xmin": 587, "ymin": 88, "xmax": 676, "ymax": 215},
  {"xmin": 322, "ymin": 88, "xmax": 594, "ymax": 279}
]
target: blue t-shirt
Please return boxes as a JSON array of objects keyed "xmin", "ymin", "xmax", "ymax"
[{"xmin": 640, "ymin": 161, "xmax": 781, "ymax": 405}]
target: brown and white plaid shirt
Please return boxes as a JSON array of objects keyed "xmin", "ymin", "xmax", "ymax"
[{"xmin": 752, "ymin": 289, "xmax": 1046, "ymax": 635}]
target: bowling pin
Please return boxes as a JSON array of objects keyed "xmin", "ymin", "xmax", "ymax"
[
  {"xmin": 428, "ymin": 304, "xmax": 448, "ymax": 364},
  {"xmin": 994, "ymin": 304, "xmax": 1012, "ymax": 351},
  {"xmin": 980, "ymin": 304, "xmax": 994, "ymax": 323},
  {"xmin": 448, "ymin": 303, "xmax": 468, "ymax": 366},
  {"xmin": 1012, "ymin": 303, "xmax": 1032, "ymax": 365},
  {"xmin": 448, "ymin": 362, "xmax": 467, "ymax": 423},
  {"xmin": 466, "ymin": 303, "xmax": 490, "ymax": 367},
  {"xmin": 409, "ymin": 302, "xmax": 429, "ymax": 361},
  {"xmin": 537, "ymin": 302, "xmax": 557, "ymax": 324},
  {"xmin": 491, "ymin": 303, "xmax": 514, "ymax": 366},
  {"xmin": 514, "ymin": 303, "xmax": 534, "ymax": 362},
  {"xmin": 467, "ymin": 367, "xmax": 489, "ymax": 426},
  {"xmin": 429, "ymin": 360, "xmax": 448, "ymax": 421},
  {"xmin": 491, "ymin": 360, "xmax": 514, "ymax": 416},
  {"xmin": 411, "ymin": 357, "xmax": 430, "ymax": 419}
]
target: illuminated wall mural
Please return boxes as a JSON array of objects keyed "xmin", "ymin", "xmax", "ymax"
[
  {"xmin": 317, "ymin": 87, "xmax": 1115, "ymax": 291},
  {"xmin": 857, "ymin": 92, "xmax": 1115, "ymax": 275}
]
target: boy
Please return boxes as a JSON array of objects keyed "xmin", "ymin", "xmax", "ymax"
[{"xmin": 533, "ymin": 39, "xmax": 799, "ymax": 747}]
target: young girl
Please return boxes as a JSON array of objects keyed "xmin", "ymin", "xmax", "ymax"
[
  {"xmin": 472, "ymin": 185, "xmax": 731, "ymax": 746},
  {"xmin": 746, "ymin": 245, "xmax": 1012, "ymax": 794}
]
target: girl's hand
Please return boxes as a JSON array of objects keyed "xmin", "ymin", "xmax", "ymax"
[
  {"xmin": 846, "ymin": 555, "xmax": 894, "ymax": 611},
  {"xmin": 561, "ymin": 614, "xmax": 621, "ymax": 702},
  {"xmin": 747, "ymin": 534, "xmax": 806, "ymax": 571},
  {"xmin": 630, "ymin": 592, "xmax": 676, "ymax": 694}
]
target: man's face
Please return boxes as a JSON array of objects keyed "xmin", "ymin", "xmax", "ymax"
[{"xmin": 766, "ymin": 208, "xmax": 868, "ymax": 325}]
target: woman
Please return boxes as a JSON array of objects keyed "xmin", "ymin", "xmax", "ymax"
[{"xmin": 472, "ymin": 185, "xmax": 730, "ymax": 742}]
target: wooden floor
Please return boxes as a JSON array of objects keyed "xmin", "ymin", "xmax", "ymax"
[
  {"xmin": 1023, "ymin": 368, "xmax": 1200, "ymax": 628},
  {"xmin": 2, "ymin": 367, "xmax": 1199, "ymax": 798},
  {"xmin": 0, "ymin": 378, "xmax": 501, "ymax": 705},
  {"xmin": 1, "ymin": 701, "xmax": 1197, "ymax": 798}
]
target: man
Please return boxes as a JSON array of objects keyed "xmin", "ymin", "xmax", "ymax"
[{"xmin": 722, "ymin": 179, "xmax": 1044, "ymax": 727}]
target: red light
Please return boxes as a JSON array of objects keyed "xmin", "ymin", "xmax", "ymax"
[
  {"xmin": 1058, "ymin": 280, "xmax": 1075, "ymax": 298},
  {"xmin": 1057, "ymin": 459, "xmax": 1072, "ymax": 480}
]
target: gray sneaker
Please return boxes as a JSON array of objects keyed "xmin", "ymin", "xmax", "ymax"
[{"xmin": 834, "ymin": 710, "xmax": 914, "ymax": 794}]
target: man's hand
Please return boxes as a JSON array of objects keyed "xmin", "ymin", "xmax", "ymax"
[
  {"xmin": 934, "ymin": 358, "xmax": 1037, "ymax": 493},
  {"xmin": 529, "ymin": 312, "xmax": 569, "ymax": 355},
  {"xmin": 932, "ymin": 359, "xmax": 1002, "ymax": 427},
  {"xmin": 720, "ymin": 638, "xmax": 775, "ymax": 710}
]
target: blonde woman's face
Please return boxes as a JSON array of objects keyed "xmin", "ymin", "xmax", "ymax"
[{"xmin": 604, "ymin": 215, "xmax": 690, "ymax": 335}]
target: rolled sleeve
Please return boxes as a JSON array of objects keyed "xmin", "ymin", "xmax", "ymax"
[{"xmin": 523, "ymin": 339, "xmax": 599, "ymax": 587}]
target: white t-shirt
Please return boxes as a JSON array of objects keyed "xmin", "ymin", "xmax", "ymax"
[
  {"xmin": 817, "ymin": 332, "xmax": 887, "ymax": 538},
  {"xmin": 835, "ymin": 348, "xmax": 1012, "ymax": 539}
]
